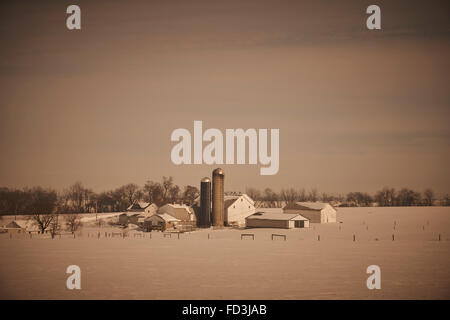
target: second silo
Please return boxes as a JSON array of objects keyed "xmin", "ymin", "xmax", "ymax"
[
  {"xmin": 199, "ymin": 177, "xmax": 211, "ymax": 227},
  {"xmin": 212, "ymin": 168, "xmax": 225, "ymax": 227}
]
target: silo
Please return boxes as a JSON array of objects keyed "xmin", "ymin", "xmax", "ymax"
[
  {"xmin": 200, "ymin": 177, "xmax": 211, "ymax": 227},
  {"xmin": 212, "ymin": 168, "xmax": 225, "ymax": 227}
]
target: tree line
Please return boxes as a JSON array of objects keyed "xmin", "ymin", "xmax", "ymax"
[
  {"xmin": 0, "ymin": 177, "xmax": 199, "ymax": 216},
  {"xmin": 1, "ymin": 182, "xmax": 449, "ymax": 218},
  {"xmin": 245, "ymin": 187, "xmax": 450, "ymax": 208}
]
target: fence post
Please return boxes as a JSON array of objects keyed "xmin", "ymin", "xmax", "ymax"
[
  {"xmin": 353, "ymin": 234, "xmax": 355, "ymax": 242},
  {"xmin": 392, "ymin": 234, "xmax": 395, "ymax": 241},
  {"xmin": 439, "ymin": 234, "xmax": 441, "ymax": 241},
  {"xmin": 318, "ymin": 235, "xmax": 320, "ymax": 241}
]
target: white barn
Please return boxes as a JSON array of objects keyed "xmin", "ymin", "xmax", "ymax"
[
  {"xmin": 224, "ymin": 193, "xmax": 255, "ymax": 227},
  {"xmin": 283, "ymin": 202, "xmax": 337, "ymax": 223},
  {"xmin": 158, "ymin": 204, "xmax": 196, "ymax": 223}
]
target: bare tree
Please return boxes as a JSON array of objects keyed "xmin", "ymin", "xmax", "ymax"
[
  {"xmin": 263, "ymin": 188, "xmax": 280, "ymax": 208},
  {"xmin": 121, "ymin": 183, "xmax": 142, "ymax": 206},
  {"xmin": 280, "ymin": 188, "xmax": 298, "ymax": 205},
  {"xmin": 66, "ymin": 213, "xmax": 82, "ymax": 233},
  {"xmin": 28, "ymin": 187, "xmax": 58, "ymax": 234},
  {"xmin": 182, "ymin": 185, "xmax": 199, "ymax": 205},
  {"xmin": 423, "ymin": 188, "xmax": 434, "ymax": 206},
  {"xmin": 396, "ymin": 188, "xmax": 421, "ymax": 206},
  {"xmin": 444, "ymin": 194, "xmax": 450, "ymax": 206},
  {"xmin": 49, "ymin": 214, "xmax": 61, "ymax": 239},
  {"xmin": 308, "ymin": 188, "xmax": 318, "ymax": 202},
  {"xmin": 245, "ymin": 188, "xmax": 262, "ymax": 207},
  {"xmin": 346, "ymin": 192, "xmax": 373, "ymax": 207},
  {"xmin": 168, "ymin": 185, "xmax": 180, "ymax": 203},
  {"xmin": 298, "ymin": 188, "xmax": 307, "ymax": 201},
  {"xmin": 374, "ymin": 187, "xmax": 396, "ymax": 206},
  {"xmin": 33, "ymin": 213, "xmax": 55, "ymax": 234},
  {"xmin": 143, "ymin": 181, "xmax": 164, "ymax": 206}
]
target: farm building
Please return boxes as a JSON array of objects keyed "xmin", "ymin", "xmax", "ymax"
[
  {"xmin": 224, "ymin": 193, "xmax": 255, "ymax": 226},
  {"xmin": 119, "ymin": 202, "xmax": 158, "ymax": 225},
  {"xmin": 144, "ymin": 213, "xmax": 180, "ymax": 231},
  {"xmin": 0, "ymin": 220, "xmax": 27, "ymax": 233},
  {"xmin": 283, "ymin": 202, "xmax": 337, "ymax": 223},
  {"xmin": 118, "ymin": 212, "xmax": 141, "ymax": 225},
  {"xmin": 246, "ymin": 212, "xmax": 309, "ymax": 229},
  {"xmin": 158, "ymin": 204, "xmax": 196, "ymax": 224},
  {"xmin": 127, "ymin": 201, "xmax": 158, "ymax": 215}
]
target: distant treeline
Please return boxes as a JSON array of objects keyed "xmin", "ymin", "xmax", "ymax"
[
  {"xmin": 245, "ymin": 187, "xmax": 450, "ymax": 208},
  {"xmin": 0, "ymin": 177, "xmax": 199, "ymax": 216},
  {"xmin": 0, "ymin": 181, "xmax": 449, "ymax": 216}
]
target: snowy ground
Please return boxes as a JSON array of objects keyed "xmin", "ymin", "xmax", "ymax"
[{"xmin": 0, "ymin": 207, "xmax": 449, "ymax": 299}]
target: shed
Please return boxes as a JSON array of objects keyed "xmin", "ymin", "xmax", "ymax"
[
  {"xmin": 1, "ymin": 220, "xmax": 27, "ymax": 233},
  {"xmin": 283, "ymin": 202, "xmax": 337, "ymax": 223},
  {"xmin": 144, "ymin": 213, "xmax": 180, "ymax": 231},
  {"xmin": 246, "ymin": 212, "xmax": 309, "ymax": 229}
]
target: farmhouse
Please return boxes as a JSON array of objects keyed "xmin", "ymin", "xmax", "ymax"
[
  {"xmin": 224, "ymin": 193, "xmax": 255, "ymax": 226},
  {"xmin": 119, "ymin": 201, "xmax": 158, "ymax": 225},
  {"xmin": 246, "ymin": 212, "xmax": 309, "ymax": 229},
  {"xmin": 144, "ymin": 213, "xmax": 180, "ymax": 231},
  {"xmin": 283, "ymin": 202, "xmax": 337, "ymax": 223},
  {"xmin": 127, "ymin": 201, "xmax": 158, "ymax": 215}
]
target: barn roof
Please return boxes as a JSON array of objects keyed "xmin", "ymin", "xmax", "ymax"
[
  {"xmin": 127, "ymin": 201, "xmax": 156, "ymax": 211},
  {"xmin": 145, "ymin": 213, "xmax": 181, "ymax": 222},
  {"xmin": 290, "ymin": 202, "xmax": 334, "ymax": 211},
  {"xmin": 224, "ymin": 194, "xmax": 255, "ymax": 209},
  {"xmin": 246, "ymin": 212, "xmax": 308, "ymax": 221},
  {"xmin": 5, "ymin": 221, "xmax": 25, "ymax": 229}
]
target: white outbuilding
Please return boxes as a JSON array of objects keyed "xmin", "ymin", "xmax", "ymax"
[
  {"xmin": 283, "ymin": 202, "xmax": 337, "ymax": 223},
  {"xmin": 158, "ymin": 204, "xmax": 196, "ymax": 223},
  {"xmin": 246, "ymin": 212, "xmax": 309, "ymax": 229}
]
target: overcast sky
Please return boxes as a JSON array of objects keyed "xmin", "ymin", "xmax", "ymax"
[{"xmin": 0, "ymin": 0, "xmax": 449, "ymax": 195}]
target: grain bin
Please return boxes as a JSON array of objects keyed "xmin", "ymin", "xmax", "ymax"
[
  {"xmin": 212, "ymin": 168, "xmax": 225, "ymax": 227},
  {"xmin": 199, "ymin": 177, "xmax": 211, "ymax": 227}
]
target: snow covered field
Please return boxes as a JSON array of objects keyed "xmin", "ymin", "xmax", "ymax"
[{"xmin": 0, "ymin": 207, "xmax": 449, "ymax": 299}]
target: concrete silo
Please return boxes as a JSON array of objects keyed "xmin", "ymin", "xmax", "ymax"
[
  {"xmin": 199, "ymin": 177, "xmax": 211, "ymax": 227},
  {"xmin": 212, "ymin": 168, "xmax": 225, "ymax": 227}
]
